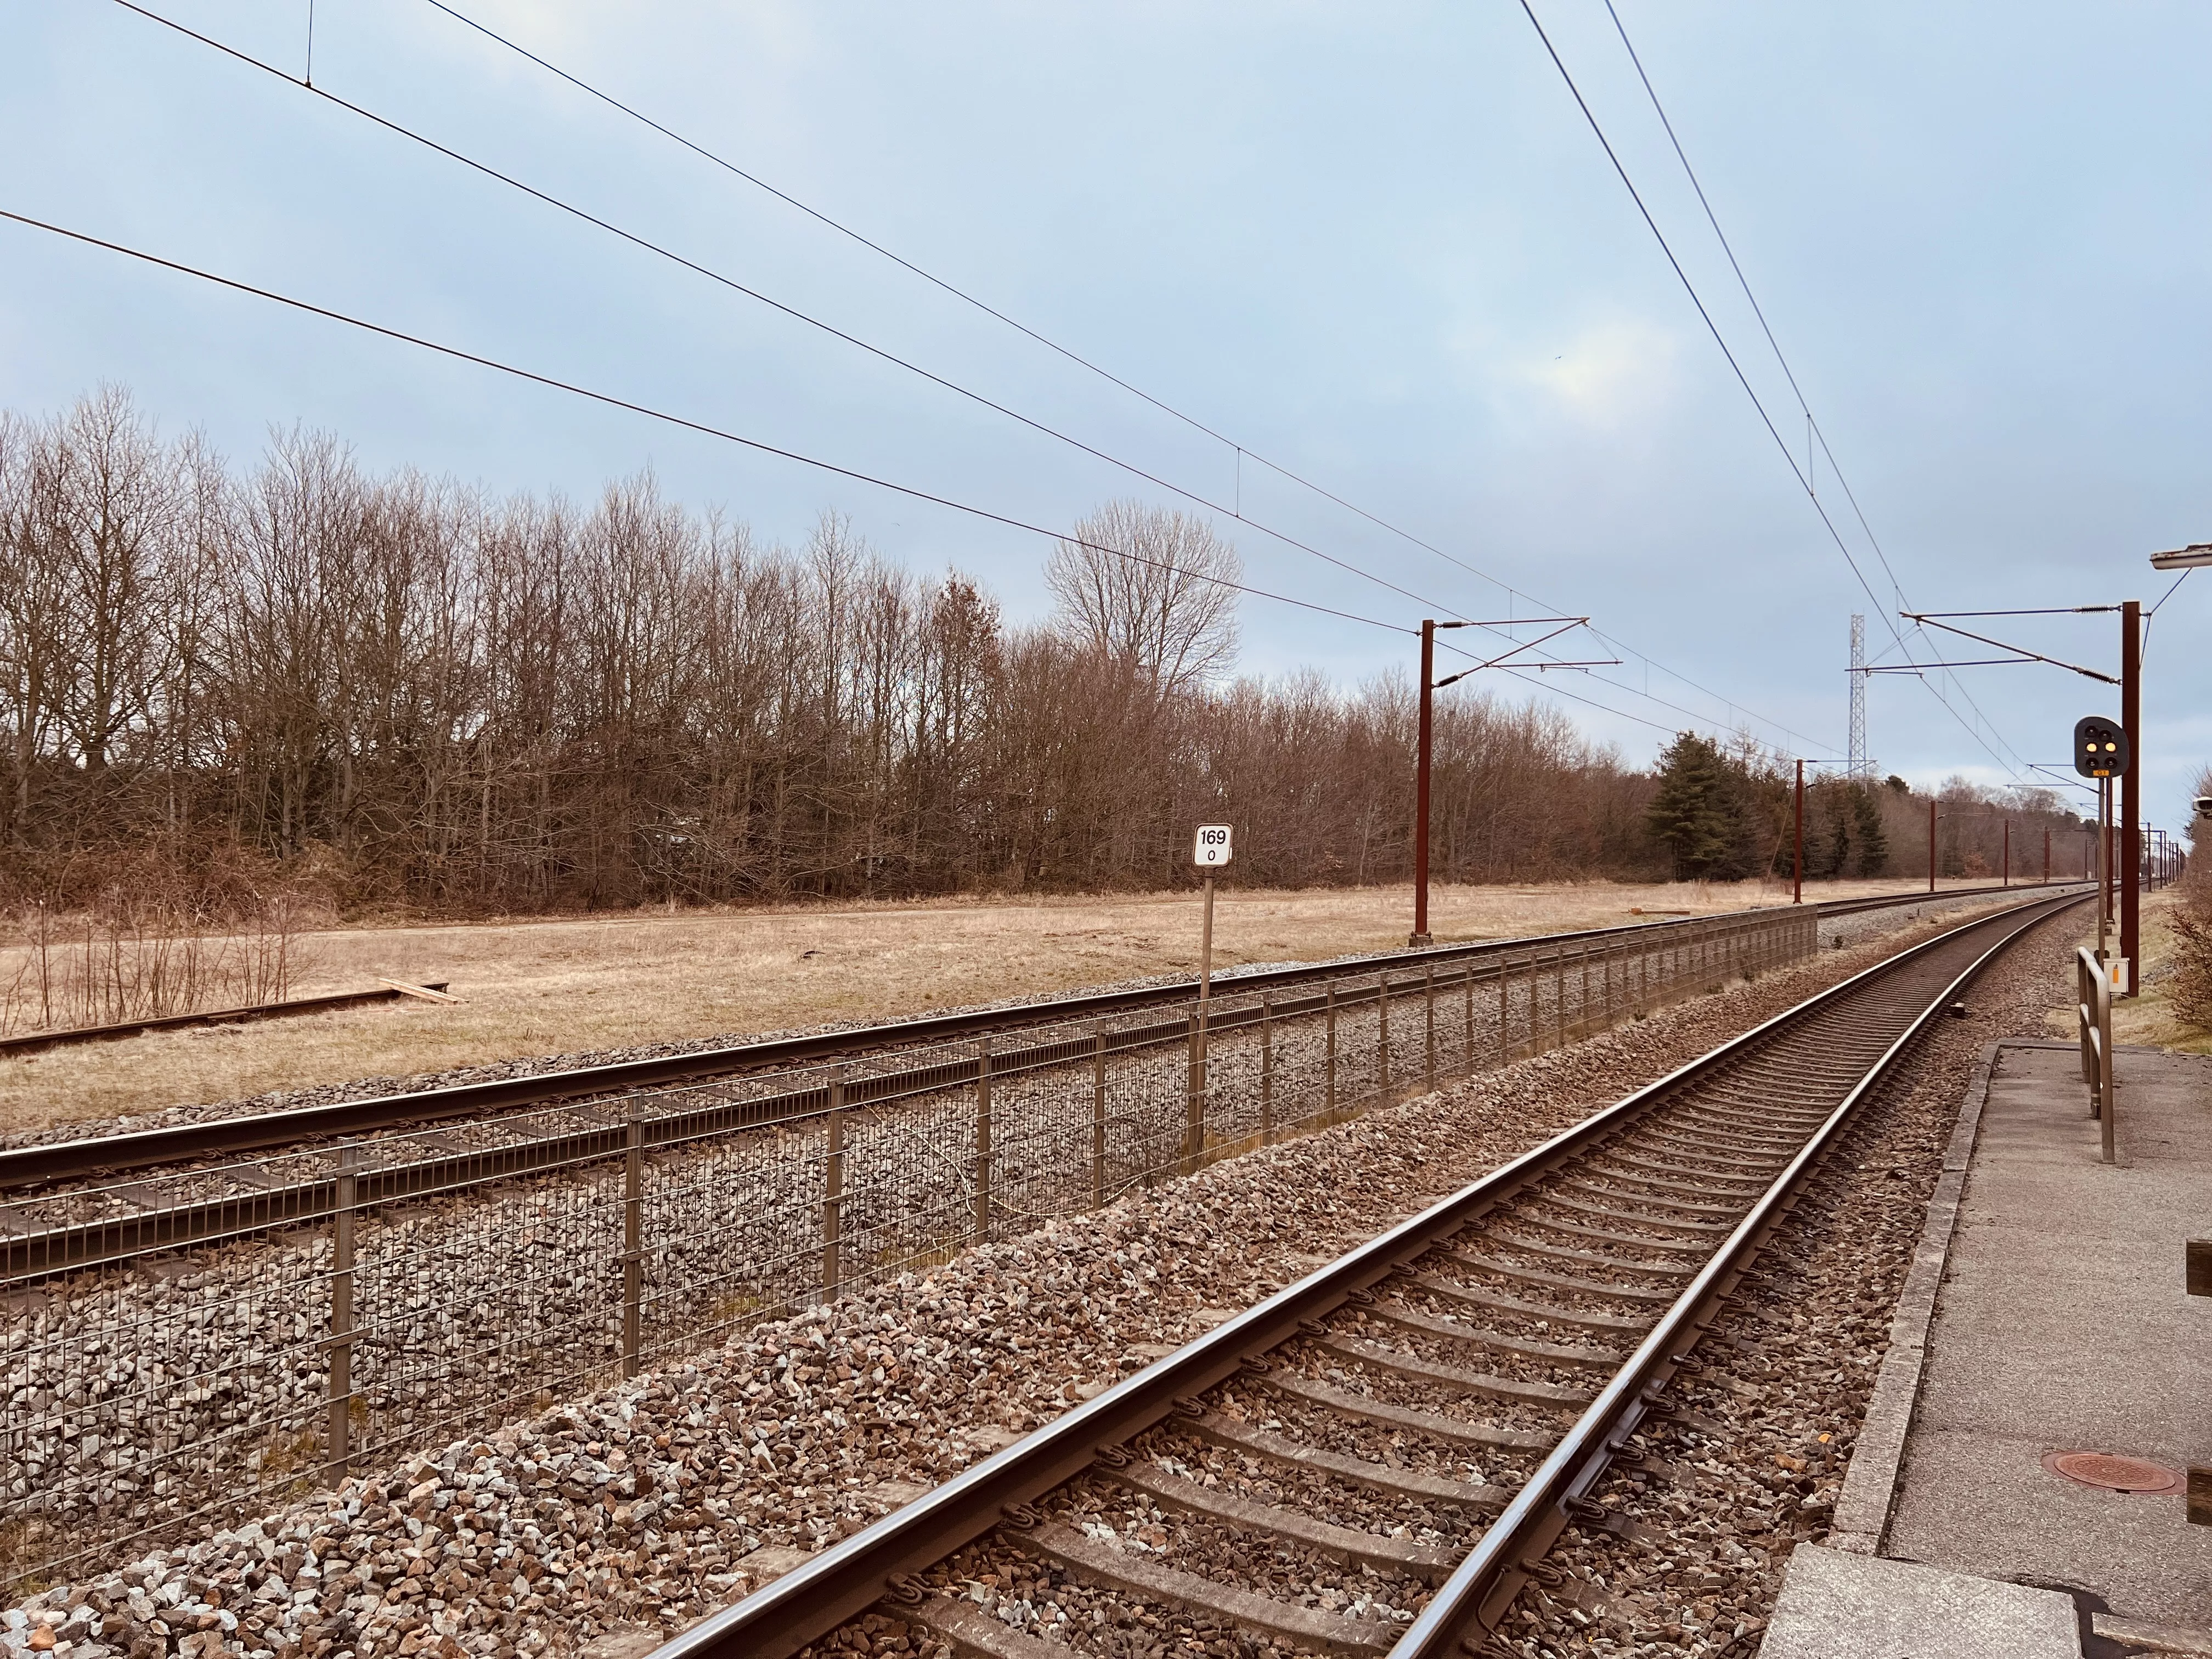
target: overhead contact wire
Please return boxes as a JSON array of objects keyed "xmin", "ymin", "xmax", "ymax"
[
  {"xmin": 1595, "ymin": 0, "xmax": 2041, "ymax": 784},
  {"xmin": 412, "ymin": 0, "xmax": 1824, "ymax": 751},
  {"xmin": 1520, "ymin": 0, "xmax": 2034, "ymax": 786},
  {"xmin": 0, "ymin": 206, "xmax": 1408, "ymax": 637},
  {"xmin": 115, "ymin": 0, "xmax": 1462, "ymax": 622}
]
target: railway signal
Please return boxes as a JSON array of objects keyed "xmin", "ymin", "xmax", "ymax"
[
  {"xmin": 1895, "ymin": 600, "xmax": 2143, "ymax": 994},
  {"xmin": 2074, "ymin": 716, "xmax": 2130, "ymax": 983},
  {"xmin": 2072, "ymin": 716, "xmax": 2129, "ymax": 778}
]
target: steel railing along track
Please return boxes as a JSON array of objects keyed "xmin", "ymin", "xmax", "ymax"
[
  {"xmin": 0, "ymin": 881, "xmax": 2057, "ymax": 1195},
  {"xmin": 642, "ymin": 887, "xmax": 2085, "ymax": 1659}
]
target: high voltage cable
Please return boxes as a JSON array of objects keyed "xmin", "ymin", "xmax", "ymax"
[
  {"xmin": 119, "ymin": 0, "xmax": 1826, "ymax": 757},
  {"xmin": 1516, "ymin": 0, "xmax": 2034, "ymax": 786},
  {"xmin": 1595, "ymin": 0, "xmax": 2037, "ymax": 783},
  {"xmin": 114, "ymin": 0, "xmax": 1449, "ymax": 622},
  {"xmin": 6, "ymin": 195, "xmax": 1709, "ymax": 747},
  {"xmin": 408, "ymin": 0, "xmax": 1831, "ymax": 754},
  {"xmin": 0, "ymin": 206, "xmax": 1410, "ymax": 639}
]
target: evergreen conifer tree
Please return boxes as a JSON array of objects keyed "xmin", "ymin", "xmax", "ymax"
[
  {"xmin": 1852, "ymin": 786, "xmax": 1890, "ymax": 876},
  {"xmin": 1646, "ymin": 733, "xmax": 1738, "ymax": 878}
]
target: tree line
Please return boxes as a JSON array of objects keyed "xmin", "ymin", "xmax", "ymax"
[
  {"xmin": 0, "ymin": 388, "xmax": 2090, "ymax": 918},
  {"xmin": 1643, "ymin": 731, "xmax": 2089, "ymax": 885}
]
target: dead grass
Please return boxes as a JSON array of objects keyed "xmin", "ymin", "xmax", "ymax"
[
  {"xmin": 2044, "ymin": 888, "xmax": 2212, "ymax": 1055},
  {"xmin": 0, "ymin": 875, "xmax": 2005, "ymax": 1135}
]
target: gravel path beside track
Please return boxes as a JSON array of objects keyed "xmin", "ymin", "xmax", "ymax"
[{"xmin": 0, "ymin": 901, "xmax": 2055, "ymax": 1659}]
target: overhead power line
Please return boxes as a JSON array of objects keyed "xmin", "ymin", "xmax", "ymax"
[
  {"xmin": 114, "ymin": 0, "xmax": 1457, "ymax": 624},
  {"xmin": 131, "ymin": 0, "xmax": 1811, "ymax": 754},
  {"xmin": 0, "ymin": 206, "xmax": 1409, "ymax": 638},
  {"xmin": 1516, "ymin": 0, "xmax": 2035, "ymax": 787},
  {"xmin": 407, "ymin": 0, "xmax": 1836, "ymax": 755},
  {"xmin": 1596, "ymin": 0, "xmax": 2036, "ymax": 785}
]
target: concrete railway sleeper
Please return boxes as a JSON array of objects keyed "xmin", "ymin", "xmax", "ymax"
[{"xmin": 643, "ymin": 889, "xmax": 2087, "ymax": 1659}]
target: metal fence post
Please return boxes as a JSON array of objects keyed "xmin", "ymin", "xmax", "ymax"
[
  {"xmin": 1376, "ymin": 973, "xmax": 1391, "ymax": 1092},
  {"xmin": 1325, "ymin": 984, "xmax": 1338, "ymax": 1111},
  {"xmin": 1553, "ymin": 946, "xmax": 1566, "ymax": 1051},
  {"xmin": 1091, "ymin": 1020, "xmax": 1108, "ymax": 1205},
  {"xmin": 325, "ymin": 1140, "xmax": 361, "ymax": 1481},
  {"xmin": 1259, "ymin": 995, "xmax": 1274, "ymax": 1141},
  {"xmin": 1578, "ymin": 944, "xmax": 1592, "ymax": 1039},
  {"xmin": 820, "ymin": 1068, "xmax": 845, "ymax": 1304},
  {"xmin": 2078, "ymin": 946, "xmax": 2117, "ymax": 1163},
  {"xmin": 1499, "ymin": 957, "xmax": 1511, "ymax": 1066},
  {"xmin": 2100, "ymin": 965, "xmax": 2117, "ymax": 1165},
  {"xmin": 1462, "ymin": 963, "xmax": 1475, "ymax": 1075},
  {"xmin": 1184, "ymin": 1010, "xmax": 1205, "ymax": 1173},
  {"xmin": 623, "ymin": 1098, "xmax": 645, "ymax": 1374},
  {"xmin": 974, "ymin": 1039, "xmax": 992, "ymax": 1243},
  {"xmin": 1424, "ymin": 964, "xmax": 1436, "ymax": 1090}
]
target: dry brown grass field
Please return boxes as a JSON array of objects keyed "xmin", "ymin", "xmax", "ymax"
[
  {"xmin": 2043, "ymin": 888, "xmax": 2211, "ymax": 1056},
  {"xmin": 0, "ymin": 875, "xmax": 2016, "ymax": 1135}
]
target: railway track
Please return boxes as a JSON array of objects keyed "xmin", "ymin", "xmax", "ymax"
[
  {"xmin": 0, "ymin": 881, "xmax": 2050, "ymax": 1194},
  {"xmin": 648, "ymin": 886, "xmax": 2085, "ymax": 1659}
]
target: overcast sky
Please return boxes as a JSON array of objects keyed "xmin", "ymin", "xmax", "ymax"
[{"xmin": 5, "ymin": 1, "xmax": 2207, "ymax": 831}]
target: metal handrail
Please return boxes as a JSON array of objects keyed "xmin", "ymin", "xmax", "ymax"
[{"xmin": 2077, "ymin": 945, "xmax": 2116, "ymax": 1162}]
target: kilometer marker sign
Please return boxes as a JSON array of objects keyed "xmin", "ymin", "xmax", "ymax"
[{"xmin": 1193, "ymin": 823, "xmax": 1234, "ymax": 867}]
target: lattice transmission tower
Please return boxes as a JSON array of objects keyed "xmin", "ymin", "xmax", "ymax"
[{"xmin": 1847, "ymin": 613, "xmax": 1871, "ymax": 780}]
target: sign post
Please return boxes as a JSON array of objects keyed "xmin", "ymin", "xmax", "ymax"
[
  {"xmin": 1193, "ymin": 825, "xmax": 1233, "ymax": 1007},
  {"xmin": 1189, "ymin": 825, "xmax": 1234, "ymax": 1170}
]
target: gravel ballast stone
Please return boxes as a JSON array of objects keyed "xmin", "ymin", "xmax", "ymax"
[{"xmin": 1, "ymin": 900, "xmax": 2060, "ymax": 1658}]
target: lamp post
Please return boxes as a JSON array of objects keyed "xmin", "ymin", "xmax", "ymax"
[{"xmin": 2120, "ymin": 599, "xmax": 2140, "ymax": 993}]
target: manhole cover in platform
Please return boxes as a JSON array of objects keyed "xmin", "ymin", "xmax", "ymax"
[{"xmin": 2041, "ymin": 1450, "xmax": 2181, "ymax": 1493}]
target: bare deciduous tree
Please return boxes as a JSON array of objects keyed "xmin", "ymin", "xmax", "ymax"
[
  {"xmin": 1045, "ymin": 501, "xmax": 1241, "ymax": 699},
  {"xmin": 0, "ymin": 388, "xmax": 2097, "ymax": 917}
]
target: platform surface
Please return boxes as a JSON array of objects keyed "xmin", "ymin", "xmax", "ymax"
[
  {"xmin": 1763, "ymin": 1543, "xmax": 2083, "ymax": 1658},
  {"xmin": 1883, "ymin": 1042, "xmax": 2212, "ymax": 1625}
]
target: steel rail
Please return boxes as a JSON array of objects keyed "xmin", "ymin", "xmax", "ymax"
[
  {"xmin": 0, "ymin": 881, "xmax": 2050, "ymax": 1193},
  {"xmin": 0, "ymin": 969, "xmax": 1447, "ymax": 1280},
  {"xmin": 0, "ymin": 885, "xmax": 2058, "ymax": 1278},
  {"xmin": 1389, "ymin": 886, "xmax": 2086, "ymax": 1655},
  {"xmin": 641, "ymin": 887, "xmax": 2085, "ymax": 1659},
  {"xmin": 0, "ymin": 981, "xmax": 454, "ymax": 1059}
]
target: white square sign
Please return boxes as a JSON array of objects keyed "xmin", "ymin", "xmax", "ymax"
[{"xmin": 1194, "ymin": 823, "xmax": 1234, "ymax": 867}]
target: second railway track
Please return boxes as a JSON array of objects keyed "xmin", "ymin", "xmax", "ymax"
[
  {"xmin": 653, "ymin": 887, "xmax": 2086, "ymax": 1659},
  {"xmin": 0, "ymin": 881, "xmax": 2052, "ymax": 1196}
]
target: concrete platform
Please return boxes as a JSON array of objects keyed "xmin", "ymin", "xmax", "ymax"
[
  {"xmin": 1763, "ymin": 1544, "xmax": 2084, "ymax": 1658},
  {"xmin": 1875, "ymin": 1041, "xmax": 2212, "ymax": 1627}
]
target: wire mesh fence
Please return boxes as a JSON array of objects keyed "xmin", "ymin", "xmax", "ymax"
[{"xmin": 1, "ymin": 908, "xmax": 1813, "ymax": 1590}]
